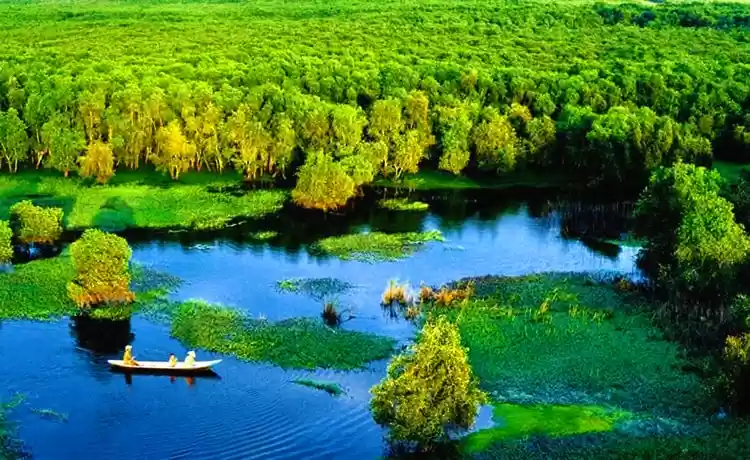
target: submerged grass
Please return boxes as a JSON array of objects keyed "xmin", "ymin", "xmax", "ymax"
[
  {"xmin": 377, "ymin": 198, "xmax": 429, "ymax": 211},
  {"xmin": 430, "ymin": 274, "xmax": 706, "ymax": 417},
  {"xmin": 292, "ymin": 379, "xmax": 344, "ymax": 396},
  {"xmin": 463, "ymin": 402, "xmax": 629, "ymax": 454},
  {"xmin": 0, "ymin": 170, "xmax": 287, "ymax": 231},
  {"xmin": 170, "ymin": 300, "xmax": 395, "ymax": 370},
  {"xmin": 275, "ymin": 277, "xmax": 355, "ymax": 301},
  {"xmin": 312, "ymin": 230, "xmax": 443, "ymax": 262},
  {"xmin": 0, "ymin": 396, "xmax": 25, "ymax": 460},
  {"xmin": 29, "ymin": 408, "xmax": 68, "ymax": 423}
]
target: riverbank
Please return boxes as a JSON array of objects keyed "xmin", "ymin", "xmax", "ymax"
[{"xmin": 0, "ymin": 170, "xmax": 287, "ymax": 232}]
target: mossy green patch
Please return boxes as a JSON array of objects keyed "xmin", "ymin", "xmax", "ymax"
[
  {"xmin": 431, "ymin": 274, "xmax": 706, "ymax": 416},
  {"xmin": 462, "ymin": 403, "xmax": 628, "ymax": 454},
  {"xmin": 374, "ymin": 170, "xmax": 571, "ymax": 191},
  {"xmin": 713, "ymin": 160, "xmax": 750, "ymax": 185},
  {"xmin": 170, "ymin": 300, "xmax": 395, "ymax": 370},
  {"xmin": 377, "ymin": 198, "xmax": 429, "ymax": 211},
  {"xmin": 0, "ymin": 170, "xmax": 287, "ymax": 231},
  {"xmin": 275, "ymin": 277, "xmax": 355, "ymax": 301},
  {"xmin": 292, "ymin": 379, "xmax": 345, "ymax": 396},
  {"xmin": 249, "ymin": 230, "xmax": 279, "ymax": 241},
  {"xmin": 312, "ymin": 230, "xmax": 443, "ymax": 263}
]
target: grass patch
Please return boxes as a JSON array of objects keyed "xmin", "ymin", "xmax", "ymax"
[
  {"xmin": 373, "ymin": 170, "xmax": 571, "ymax": 191},
  {"xmin": 713, "ymin": 160, "xmax": 750, "ymax": 185},
  {"xmin": 0, "ymin": 170, "xmax": 287, "ymax": 231},
  {"xmin": 311, "ymin": 230, "xmax": 443, "ymax": 263},
  {"xmin": 462, "ymin": 402, "xmax": 628, "ymax": 454},
  {"xmin": 430, "ymin": 274, "xmax": 706, "ymax": 417},
  {"xmin": 276, "ymin": 277, "xmax": 355, "ymax": 301},
  {"xmin": 292, "ymin": 379, "xmax": 345, "ymax": 396},
  {"xmin": 170, "ymin": 300, "xmax": 395, "ymax": 370},
  {"xmin": 377, "ymin": 198, "xmax": 429, "ymax": 211},
  {"xmin": 249, "ymin": 230, "xmax": 279, "ymax": 241}
]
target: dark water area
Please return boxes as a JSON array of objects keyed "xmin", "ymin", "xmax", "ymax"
[{"xmin": 0, "ymin": 188, "xmax": 640, "ymax": 459}]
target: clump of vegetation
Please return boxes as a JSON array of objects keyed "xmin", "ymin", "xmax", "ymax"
[
  {"xmin": 462, "ymin": 402, "xmax": 629, "ymax": 454},
  {"xmin": 382, "ymin": 280, "xmax": 410, "ymax": 306},
  {"xmin": 0, "ymin": 220, "xmax": 12, "ymax": 263},
  {"xmin": 421, "ymin": 281, "xmax": 474, "ymax": 307},
  {"xmin": 30, "ymin": 408, "xmax": 68, "ymax": 423},
  {"xmin": 67, "ymin": 229, "xmax": 135, "ymax": 308},
  {"xmin": 276, "ymin": 277, "xmax": 354, "ymax": 301},
  {"xmin": 0, "ymin": 253, "xmax": 76, "ymax": 320},
  {"xmin": 321, "ymin": 302, "xmax": 353, "ymax": 327},
  {"xmin": 292, "ymin": 379, "xmax": 345, "ymax": 396},
  {"xmin": 9, "ymin": 200, "xmax": 63, "ymax": 244},
  {"xmin": 378, "ymin": 198, "xmax": 429, "ymax": 212},
  {"xmin": 1, "ymin": 396, "xmax": 26, "ymax": 460},
  {"xmin": 371, "ymin": 316, "xmax": 487, "ymax": 448},
  {"xmin": 717, "ymin": 333, "xmax": 750, "ymax": 415},
  {"xmin": 171, "ymin": 300, "xmax": 395, "ymax": 370},
  {"xmin": 249, "ymin": 230, "xmax": 278, "ymax": 241},
  {"xmin": 312, "ymin": 230, "xmax": 443, "ymax": 263}
]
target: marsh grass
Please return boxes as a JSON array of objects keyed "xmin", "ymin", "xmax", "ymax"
[
  {"xmin": 249, "ymin": 231, "xmax": 279, "ymax": 241},
  {"xmin": 382, "ymin": 280, "xmax": 410, "ymax": 306},
  {"xmin": 377, "ymin": 198, "xmax": 429, "ymax": 212},
  {"xmin": 430, "ymin": 274, "xmax": 708, "ymax": 417},
  {"xmin": 0, "ymin": 171, "xmax": 287, "ymax": 231},
  {"xmin": 275, "ymin": 277, "xmax": 354, "ymax": 301},
  {"xmin": 292, "ymin": 379, "xmax": 345, "ymax": 396},
  {"xmin": 462, "ymin": 402, "xmax": 629, "ymax": 454},
  {"xmin": 312, "ymin": 230, "xmax": 443, "ymax": 263},
  {"xmin": 171, "ymin": 300, "xmax": 395, "ymax": 370}
]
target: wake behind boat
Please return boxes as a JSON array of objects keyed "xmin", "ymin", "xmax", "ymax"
[{"xmin": 108, "ymin": 359, "xmax": 222, "ymax": 372}]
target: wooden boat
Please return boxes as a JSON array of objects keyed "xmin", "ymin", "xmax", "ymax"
[{"xmin": 107, "ymin": 359, "xmax": 222, "ymax": 372}]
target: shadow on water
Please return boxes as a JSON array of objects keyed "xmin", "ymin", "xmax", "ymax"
[
  {"xmin": 118, "ymin": 372, "xmax": 221, "ymax": 386},
  {"xmin": 69, "ymin": 315, "xmax": 133, "ymax": 354}
]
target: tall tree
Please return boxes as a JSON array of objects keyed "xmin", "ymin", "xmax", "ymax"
[
  {"xmin": 42, "ymin": 116, "xmax": 86, "ymax": 177},
  {"xmin": 79, "ymin": 140, "xmax": 115, "ymax": 184},
  {"xmin": 154, "ymin": 121, "xmax": 194, "ymax": 180},
  {"xmin": 0, "ymin": 108, "xmax": 29, "ymax": 172}
]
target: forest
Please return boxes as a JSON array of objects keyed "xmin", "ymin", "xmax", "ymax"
[{"xmin": 0, "ymin": 0, "xmax": 749, "ymax": 209}]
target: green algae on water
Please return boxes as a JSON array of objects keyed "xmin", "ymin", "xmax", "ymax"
[
  {"xmin": 377, "ymin": 198, "xmax": 429, "ymax": 211},
  {"xmin": 275, "ymin": 277, "xmax": 355, "ymax": 300},
  {"xmin": 170, "ymin": 300, "xmax": 395, "ymax": 370},
  {"xmin": 311, "ymin": 230, "xmax": 443, "ymax": 263},
  {"xmin": 462, "ymin": 403, "xmax": 629, "ymax": 454},
  {"xmin": 292, "ymin": 379, "xmax": 345, "ymax": 396}
]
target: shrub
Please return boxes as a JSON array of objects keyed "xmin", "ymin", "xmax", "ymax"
[
  {"xmin": 719, "ymin": 333, "xmax": 750, "ymax": 414},
  {"xmin": 370, "ymin": 316, "xmax": 487, "ymax": 448},
  {"xmin": 67, "ymin": 229, "xmax": 134, "ymax": 307},
  {"xmin": 9, "ymin": 200, "xmax": 63, "ymax": 244},
  {"xmin": 0, "ymin": 220, "xmax": 12, "ymax": 263}
]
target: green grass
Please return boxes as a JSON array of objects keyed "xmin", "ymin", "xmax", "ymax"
[
  {"xmin": 431, "ymin": 274, "xmax": 706, "ymax": 417},
  {"xmin": 713, "ymin": 160, "xmax": 750, "ymax": 185},
  {"xmin": 0, "ymin": 170, "xmax": 287, "ymax": 231},
  {"xmin": 377, "ymin": 198, "xmax": 429, "ymax": 212},
  {"xmin": 292, "ymin": 379, "xmax": 345, "ymax": 396},
  {"xmin": 374, "ymin": 170, "xmax": 571, "ymax": 191},
  {"xmin": 170, "ymin": 300, "xmax": 395, "ymax": 370},
  {"xmin": 275, "ymin": 277, "xmax": 355, "ymax": 301},
  {"xmin": 249, "ymin": 231, "xmax": 279, "ymax": 241},
  {"xmin": 462, "ymin": 402, "xmax": 629, "ymax": 454},
  {"xmin": 311, "ymin": 230, "xmax": 443, "ymax": 262}
]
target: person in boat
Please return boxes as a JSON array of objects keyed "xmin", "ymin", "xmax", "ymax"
[
  {"xmin": 123, "ymin": 345, "xmax": 139, "ymax": 366},
  {"xmin": 185, "ymin": 350, "xmax": 196, "ymax": 367},
  {"xmin": 168, "ymin": 353, "xmax": 177, "ymax": 367}
]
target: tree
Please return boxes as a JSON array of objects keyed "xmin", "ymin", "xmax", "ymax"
[
  {"xmin": 634, "ymin": 162, "xmax": 750, "ymax": 304},
  {"xmin": 0, "ymin": 108, "xmax": 29, "ymax": 173},
  {"xmin": 9, "ymin": 200, "xmax": 63, "ymax": 245},
  {"xmin": 79, "ymin": 140, "xmax": 115, "ymax": 184},
  {"xmin": 154, "ymin": 120, "xmax": 195, "ymax": 180},
  {"xmin": 67, "ymin": 229, "xmax": 135, "ymax": 308},
  {"xmin": 292, "ymin": 151, "xmax": 356, "ymax": 211},
  {"xmin": 370, "ymin": 316, "xmax": 487, "ymax": 447},
  {"xmin": 437, "ymin": 104, "xmax": 473, "ymax": 175},
  {"xmin": 331, "ymin": 105, "xmax": 366, "ymax": 157},
  {"xmin": 473, "ymin": 109, "xmax": 518, "ymax": 173},
  {"xmin": 0, "ymin": 220, "xmax": 12, "ymax": 263},
  {"xmin": 42, "ymin": 116, "xmax": 86, "ymax": 177}
]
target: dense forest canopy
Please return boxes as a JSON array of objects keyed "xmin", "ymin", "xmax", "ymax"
[{"xmin": 0, "ymin": 0, "xmax": 749, "ymax": 208}]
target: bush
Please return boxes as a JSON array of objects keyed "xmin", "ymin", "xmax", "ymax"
[
  {"xmin": 370, "ymin": 316, "xmax": 487, "ymax": 448},
  {"xmin": 67, "ymin": 229, "xmax": 134, "ymax": 307},
  {"xmin": 0, "ymin": 220, "xmax": 12, "ymax": 263},
  {"xmin": 719, "ymin": 333, "xmax": 750, "ymax": 414},
  {"xmin": 9, "ymin": 200, "xmax": 63, "ymax": 245}
]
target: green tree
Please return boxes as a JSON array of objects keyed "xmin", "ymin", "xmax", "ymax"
[
  {"xmin": 79, "ymin": 140, "xmax": 115, "ymax": 184},
  {"xmin": 370, "ymin": 316, "xmax": 487, "ymax": 447},
  {"xmin": 67, "ymin": 229, "xmax": 135, "ymax": 308},
  {"xmin": 0, "ymin": 108, "xmax": 29, "ymax": 173},
  {"xmin": 9, "ymin": 200, "xmax": 63, "ymax": 245},
  {"xmin": 154, "ymin": 120, "xmax": 195, "ymax": 180},
  {"xmin": 42, "ymin": 116, "xmax": 86, "ymax": 177},
  {"xmin": 0, "ymin": 220, "xmax": 12, "ymax": 263},
  {"xmin": 473, "ymin": 108, "xmax": 518, "ymax": 173},
  {"xmin": 437, "ymin": 104, "xmax": 473, "ymax": 175},
  {"xmin": 292, "ymin": 151, "xmax": 355, "ymax": 211}
]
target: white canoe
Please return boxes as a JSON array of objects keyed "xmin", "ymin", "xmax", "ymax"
[{"xmin": 108, "ymin": 359, "xmax": 222, "ymax": 371}]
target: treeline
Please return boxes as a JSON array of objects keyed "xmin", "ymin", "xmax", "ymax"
[{"xmin": 0, "ymin": 0, "xmax": 749, "ymax": 208}]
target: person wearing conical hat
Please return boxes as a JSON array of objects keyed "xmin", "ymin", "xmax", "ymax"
[
  {"xmin": 168, "ymin": 353, "xmax": 177, "ymax": 367},
  {"xmin": 185, "ymin": 351, "xmax": 196, "ymax": 367},
  {"xmin": 122, "ymin": 345, "xmax": 139, "ymax": 366}
]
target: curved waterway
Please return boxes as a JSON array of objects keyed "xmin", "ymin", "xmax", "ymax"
[{"xmin": 0, "ymin": 189, "xmax": 640, "ymax": 459}]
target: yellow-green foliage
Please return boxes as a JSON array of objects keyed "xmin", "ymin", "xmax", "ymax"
[
  {"xmin": 462, "ymin": 403, "xmax": 628, "ymax": 454},
  {"xmin": 67, "ymin": 229, "xmax": 134, "ymax": 308},
  {"xmin": 720, "ymin": 333, "xmax": 750, "ymax": 414},
  {"xmin": 370, "ymin": 316, "xmax": 487, "ymax": 445},
  {"xmin": 0, "ymin": 219, "xmax": 12, "ymax": 263},
  {"xmin": 313, "ymin": 230, "xmax": 443, "ymax": 262},
  {"xmin": 0, "ymin": 254, "xmax": 77, "ymax": 320},
  {"xmin": 9, "ymin": 200, "xmax": 63, "ymax": 244},
  {"xmin": 377, "ymin": 198, "xmax": 429, "ymax": 212},
  {"xmin": 382, "ymin": 279, "xmax": 409, "ymax": 305},
  {"xmin": 292, "ymin": 151, "xmax": 356, "ymax": 211}
]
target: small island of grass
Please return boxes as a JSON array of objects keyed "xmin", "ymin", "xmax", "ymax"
[
  {"xmin": 276, "ymin": 277, "xmax": 355, "ymax": 300},
  {"xmin": 377, "ymin": 198, "xmax": 429, "ymax": 212},
  {"xmin": 170, "ymin": 300, "xmax": 395, "ymax": 370},
  {"xmin": 311, "ymin": 230, "xmax": 443, "ymax": 263},
  {"xmin": 292, "ymin": 379, "xmax": 345, "ymax": 396}
]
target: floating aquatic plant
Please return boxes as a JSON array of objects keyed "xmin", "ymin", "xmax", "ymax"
[
  {"xmin": 311, "ymin": 230, "xmax": 443, "ymax": 263},
  {"xmin": 292, "ymin": 379, "xmax": 345, "ymax": 396},
  {"xmin": 377, "ymin": 198, "xmax": 429, "ymax": 212},
  {"xmin": 276, "ymin": 277, "xmax": 355, "ymax": 301}
]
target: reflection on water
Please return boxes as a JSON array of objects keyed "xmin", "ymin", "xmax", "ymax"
[{"xmin": 1, "ymin": 188, "xmax": 641, "ymax": 460}]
